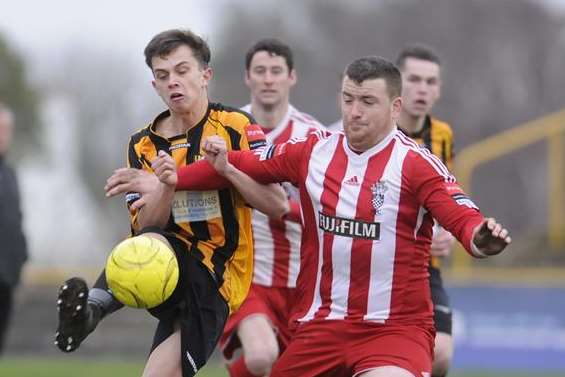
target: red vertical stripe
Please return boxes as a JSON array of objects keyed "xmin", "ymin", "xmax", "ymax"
[
  {"xmin": 270, "ymin": 218, "xmax": 291, "ymax": 286},
  {"xmin": 314, "ymin": 140, "xmax": 349, "ymax": 319},
  {"xmin": 346, "ymin": 141, "xmax": 395, "ymax": 319},
  {"xmin": 387, "ymin": 153, "xmax": 434, "ymax": 325},
  {"xmin": 290, "ymin": 139, "xmax": 321, "ymax": 323},
  {"xmin": 269, "ymin": 120, "xmax": 293, "ymax": 287}
]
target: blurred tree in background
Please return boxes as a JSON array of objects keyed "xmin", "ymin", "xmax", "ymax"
[{"xmin": 0, "ymin": 34, "xmax": 41, "ymax": 159}]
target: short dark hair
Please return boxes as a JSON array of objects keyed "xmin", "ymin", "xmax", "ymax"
[
  {"xmin": 395, "ymin": 44, "xmax": 441, "ymax": 70},
  {"xmin": 344, "ymin": 56, "xmax": 402, "ymax": 99},
  {"xmin": 245, "ymin": 38, "xmax": 294, "ymax": 72},
  {"xmin": 144, "ymin": 29, "xmax": 211, "ymax": 70}
]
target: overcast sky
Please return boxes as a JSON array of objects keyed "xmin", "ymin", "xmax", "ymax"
[
  {"xmin": 3, "ymin": 0, "xmax": 562, "ymax": 53},
  {"xmin": 0, "ymin": 0, "xmax": 223, "ymax": 52},
  {"xmin": 1, "ymin": 0, "xmax": 564, "ymax": 79},
  {"xmin": 0, "ymin": 0, "xmax": 231, "ymax": 80}
]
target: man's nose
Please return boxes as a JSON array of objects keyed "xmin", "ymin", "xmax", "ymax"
[
  {"xmin": 168, "ymin": 74, "xmax": 180, "ymax": 88},
  {"xmin": 264, "ymin": 71, "xmax": 275, "ymax": 84},
  {"xmin": 350, "ymin": 102, "xmax": 363, "ymax": 117},
  {"xmin": 416, "ymin": 81, "xmax": 428, "ymax": 93}
]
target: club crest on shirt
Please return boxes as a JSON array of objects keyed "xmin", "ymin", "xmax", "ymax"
[{"xmin": 371, "ymin": 180, "xmax": 388, "ymax": 215}]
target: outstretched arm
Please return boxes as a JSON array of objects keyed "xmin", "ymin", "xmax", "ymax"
[
  {"xmin": 408, "ymin": 150, "xmax": 511, "ymax": 257},
  {"xmin": 198, "ymin": 136, "xmax": 289, "ymax": 219},
  {"xmin": 106, "ymin": 134, "xmax": 308, "ymax": 213},
  {"xmin": 176, "ymin": 137, "xmax": 300, "ymax": 190}
]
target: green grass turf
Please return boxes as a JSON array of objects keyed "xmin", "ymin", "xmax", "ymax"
[
  {"xmin": 0, "ymin": 358, "xmax": 227, "ymax": 377},
  {"xmin": 0, "ymin": 358, "xmax": 562, "ymax": 377}
]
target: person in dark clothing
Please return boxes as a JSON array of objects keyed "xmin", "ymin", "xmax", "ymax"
[{"xmin": 0, "ymin": 103, "xmax": 28, "ymax": 354}]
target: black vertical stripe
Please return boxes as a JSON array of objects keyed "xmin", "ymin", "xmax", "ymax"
[
  {"xmin": 441, "ymin": 139, "xmax": 448, "ymax": 164},
  {"xmin": 127, "ymin": 132, "xmax": 148, "ymax": 237},
  {"xmin": 128, "ymin": 133, "xmax": 146, "ymax": 169},
  {"xmin": 211, "ymin": 189, "xmax": 239, "ymax": 285},
  {"xmin": 225, "ymin": 126, "xmax": 242, "ymax": 151},
  {"xmin": 185, "ymin": 122, "xmax": 211, "ymax": 241},
  {"xmin": 422, "ymin": 116, "xmax": 433, "ymax": 153},
  {"xmin": 148, "ymin": 131, "xmax": 171, "ymax": 155},
  {"xmin": 146, "ymin": 131, "xmax": 181, "ymax": 230}
]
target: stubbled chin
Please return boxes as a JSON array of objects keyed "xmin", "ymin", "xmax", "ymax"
[{"xmin": 345, "ymin": 130, "xmax": 364, "ymax": 144}]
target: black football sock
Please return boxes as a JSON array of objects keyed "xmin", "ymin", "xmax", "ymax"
[{"xmin": 87, "ymin": 269, "xmax": 124, "ymax": 323}]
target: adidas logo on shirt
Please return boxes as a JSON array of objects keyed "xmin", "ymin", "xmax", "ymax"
[{"xmin": 344, "ymin": 176, "xmax": 360, "ymax": 186}]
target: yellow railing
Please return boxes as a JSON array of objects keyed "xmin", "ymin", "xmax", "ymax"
[{"xmin": 452, "ymin": 108, "xmax": 565, "ymax": 272}]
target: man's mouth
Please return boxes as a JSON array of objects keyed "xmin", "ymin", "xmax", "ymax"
[{"xmin": 170, "ymin": 93, "xmax": 184, "ymax": 101}]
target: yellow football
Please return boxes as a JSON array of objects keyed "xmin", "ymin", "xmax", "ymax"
[{"xmin": 105, "ymin": 236, "xmax": 179, "ymax": 309}]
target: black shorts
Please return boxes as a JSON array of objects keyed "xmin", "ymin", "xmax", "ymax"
[
  {"xmin": 139, "ymin": 229, "xmax": 229, "ymax": 377},
  {"xmin": 429, "ymin": 266, "xmax": 452, "ymax": 335}
]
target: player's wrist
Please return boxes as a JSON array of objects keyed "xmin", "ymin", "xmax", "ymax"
[{"xmin": 221, "ymin": 162, "xmax": 238, "ymax": 179}]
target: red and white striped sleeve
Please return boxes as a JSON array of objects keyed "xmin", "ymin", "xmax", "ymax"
[
  {"xmin": 404, "ymin": 148, "xmax": 485, "ymax": 257},
  {"xmin": 177, "ymin": 132, "xmax": 318, "ymax": 191}
]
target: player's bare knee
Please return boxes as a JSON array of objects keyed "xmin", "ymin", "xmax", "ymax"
[
  {"xmin": 242, "ymin": 334, "xmax": 279, "ymax": 375},
  {"xmin": 432, "ymin": 333, "xmax": 453, "ymax": 377},
  {"xmin": 238, "ymin": 315, "xmax": 279, "ymax": 374},
  {"xmin": 243, "ymin": 347, "xmax": 278, "ymax": 376},
  {"xmin": 432, "ymin": 350, "xmax": 450, "ymax": 377}
]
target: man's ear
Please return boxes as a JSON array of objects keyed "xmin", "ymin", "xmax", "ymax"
[
  {"xmin": 202, "ymin": 67, "xmax": 213, "ymax": 87},
  {"xmin": 289, "ymin": 69, "xmax": 297, "ymax": 87},
  {"xmin": 391, "ymin": 96, "xmax": 403, "ymax": 120},
  {"xmin": 244, "ymin": 70, "xmax": 251, "ymax": 88}
]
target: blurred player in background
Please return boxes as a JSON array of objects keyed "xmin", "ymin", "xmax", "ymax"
[
  {"xmin": 0, "ymin": 103, "xmax": 28, "ymax": 355},
  {"xmin": 107, "ymin": 55, "xmax": 512, "ymax": 377},
  {"xmin": 54, "ymin": 28, "xmax": 287, "ymax": 377},
  {"xmin": 396, "ymin": 45, "xmax": 455, "ymax": 377},
  {"xmin": 219, "ymin": 38, "xmax": 323, "ymax": 377}
]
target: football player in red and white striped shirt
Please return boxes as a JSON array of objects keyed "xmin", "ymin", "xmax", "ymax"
[
  {"xmin": 220, "ymin": 39, "xmax": 323, "ymax": 377},
  {"xmin": 108, "ymin": 56, "xmax": 511, "ymax": 377}
]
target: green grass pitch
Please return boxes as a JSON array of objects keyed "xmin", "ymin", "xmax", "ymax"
[{"xmin": 0, "ymin": 358, "xmax": 562, "ymax": 377}]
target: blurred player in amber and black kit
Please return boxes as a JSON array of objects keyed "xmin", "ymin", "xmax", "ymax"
[{"xmin": 396, "ymin": 45, "xmax": 455, "ymax": 377}]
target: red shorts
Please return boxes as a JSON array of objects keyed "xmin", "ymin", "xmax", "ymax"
[
  {"xmin": 270, "ymin": 320, "xmax": 434, "ymax": 377},
  {"xmin": 220, "ymin": 283, "xmax": 296, "ymax": 360}
]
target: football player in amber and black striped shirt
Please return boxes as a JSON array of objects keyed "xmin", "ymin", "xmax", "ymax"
[
  {"xmin": 54, "ymin": 29, "xmax": 288, "ymax": 377},
  {"xmin": 396, "ymin": 45, "xmax": 455, "ymax": 377}
]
